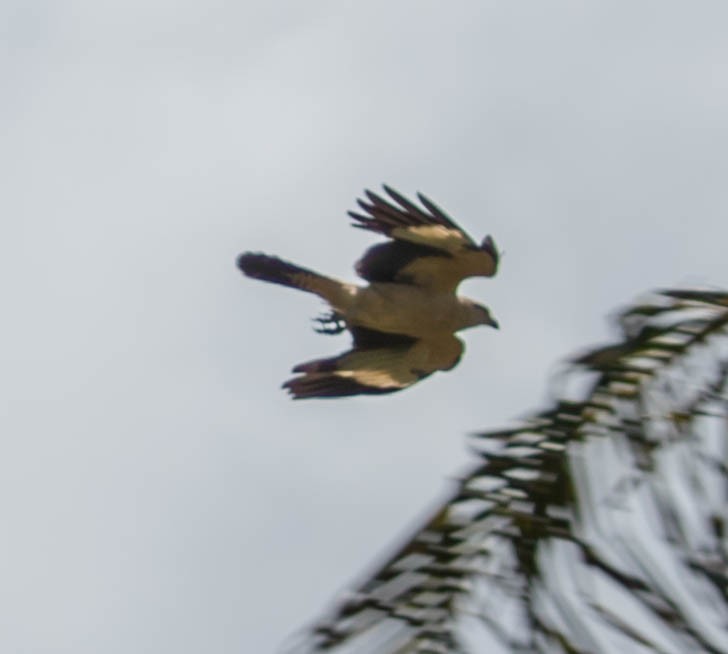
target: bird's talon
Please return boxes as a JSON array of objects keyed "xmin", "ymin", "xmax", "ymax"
[{"xmin": 313, "ymin": 311, "xmax": 346, "ymax": 335}]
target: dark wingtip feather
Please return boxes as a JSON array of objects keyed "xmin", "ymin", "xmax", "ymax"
[
  {"xmin": 291, "ymin": 357, "xmax": 339, "ymax": 374},
  {"xmin": 382, "ymin": 186, "xmax": 432, "ymax": 224},
  {"xmin": 347, "ymin": 210, "xmax": 372, "ymax": 225},
  {"xmin": 356, "ymin": 185, "xmax": 464, "ymax": 233},
  {"xmin": 364, "ymin": 189, "xmax": 380, "ymax": 204},
  {"xmin": 415, "ymin": 191, "xmax": 457, "ymax": 228},
  {"xmin": 382, "ymin": 185, "xmax": 414, "ymax": 211},
  {"xmin": 282, "ymin": 373, "xmax": 399, "ymax": 399}
]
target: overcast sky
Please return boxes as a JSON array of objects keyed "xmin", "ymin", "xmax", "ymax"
[{"xmin": 3, "ymin": 2, "xmax": 728, "ymax": 652}]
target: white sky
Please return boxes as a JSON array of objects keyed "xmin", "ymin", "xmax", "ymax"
[{"xmin": 2, "ymin": 2, "xmax": 728, "ymax": 652}]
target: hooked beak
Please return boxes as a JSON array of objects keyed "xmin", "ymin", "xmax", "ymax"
[{"xmin": 488, "ymin": 316, "xmax": 499, "ymax": 329}]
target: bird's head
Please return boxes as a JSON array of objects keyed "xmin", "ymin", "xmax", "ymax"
[{"xmin": 462, "ymin": 300, "xmax": 499, "ymax": 330}]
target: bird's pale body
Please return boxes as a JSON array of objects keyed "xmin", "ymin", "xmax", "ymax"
[{"xmin": 336, "ymin": 283, "xmax": 485, "ymax": 338}]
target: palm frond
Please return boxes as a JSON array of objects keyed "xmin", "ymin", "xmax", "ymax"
[{"xmin": 284, "ymin": 289, "xmax": 728, "ymax": 653}]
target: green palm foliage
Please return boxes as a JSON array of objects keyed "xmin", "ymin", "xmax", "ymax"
[{"xmin": 285, "ymin": 289, "xmax": 728, "ymax": 654}]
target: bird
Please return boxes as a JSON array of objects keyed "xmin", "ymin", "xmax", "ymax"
[{"xmin": 237, "ymin": 185, "xmax": 499, "ymax": 399}]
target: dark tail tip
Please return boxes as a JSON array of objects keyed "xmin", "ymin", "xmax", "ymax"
[
  {"xmin": 236, "ymin": 252, "xmax": 264, "ymax": 276},
  {"xmin": 236, "ymin": 251, "xmax": 314, "ymax": 291},
  {"xmin": 236, "ymin": 252, "xmax": 286, "ymax": 282}
]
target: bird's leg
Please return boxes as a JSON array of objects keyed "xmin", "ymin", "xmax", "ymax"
[{"xmin": 312, "ymin": 310, "xmax": 347, "ymax": 335}]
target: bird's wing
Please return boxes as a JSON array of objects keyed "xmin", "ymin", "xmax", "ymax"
[
  {"xmin": 283, "ymin": 329, "xmax": 463, "ymax": 399},
  {"xmin": 350, "ymin": 186, "xmax": 499, "ymax": 292}
]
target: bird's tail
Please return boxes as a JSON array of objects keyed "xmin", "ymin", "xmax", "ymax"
[{"xmin": 237, "ymin": 252, "xmax": 347, "ymax": 303}]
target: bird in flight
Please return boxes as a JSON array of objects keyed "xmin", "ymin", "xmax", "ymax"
[{"xmin": 237, "ymin": 186, "xmax": 499, "ymax": 399}]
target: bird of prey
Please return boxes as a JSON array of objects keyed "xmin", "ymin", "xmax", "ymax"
[{"xmin": 237, "ymin": 186, "xmax": 499, "ymax": 399}]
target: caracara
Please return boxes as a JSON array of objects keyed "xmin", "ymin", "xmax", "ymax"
[{"xmin": 237, "ymin": 186, "xmax": 499, "ymax": 399}]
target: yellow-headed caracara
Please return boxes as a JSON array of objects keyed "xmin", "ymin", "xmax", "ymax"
[{"xmin": 237, "ymin": 186, "xmax": 499, "ymax": 399}]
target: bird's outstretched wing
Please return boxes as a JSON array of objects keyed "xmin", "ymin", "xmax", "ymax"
[
  {"xmin": 283, "ymin": 327, "xmax": 463, "ymax": 399},
  {"xmin": 350, "ymin": 186, "xmax": 499, "ymax": 292}
]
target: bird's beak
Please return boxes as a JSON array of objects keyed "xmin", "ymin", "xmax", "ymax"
[{"xmin": 488, "ymin": 317, "xmax": 499, "ymax": 329}]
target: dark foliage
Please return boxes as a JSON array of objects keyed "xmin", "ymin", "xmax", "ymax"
[{"xmin": 283, "ymin": 289, "xmax": 728, "ymax": 654}]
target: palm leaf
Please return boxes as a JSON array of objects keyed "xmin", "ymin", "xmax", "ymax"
[{"xmin": 283, "ymin": 289, "xmax": 728, "ymax": 653}]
